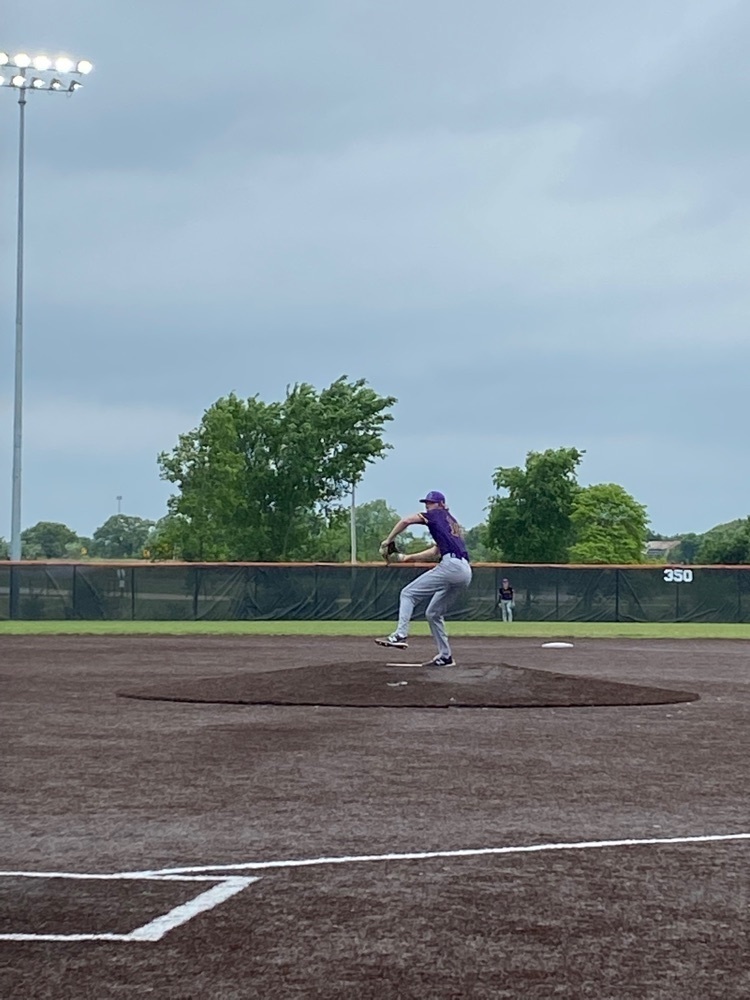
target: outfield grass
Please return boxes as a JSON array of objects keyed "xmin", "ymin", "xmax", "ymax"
[{"xmin": 1, "ymin": 619, "xmax": 749, "ymax": 639}]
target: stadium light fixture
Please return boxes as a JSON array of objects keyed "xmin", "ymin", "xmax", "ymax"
[{"xmin": 0, "ymin": 49, "xmax": 93, "ymax": 563}]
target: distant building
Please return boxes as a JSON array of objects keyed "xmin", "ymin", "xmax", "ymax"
[{"xmin": 644, "ymin": 539, "xmax": 680, "ymax": 559}]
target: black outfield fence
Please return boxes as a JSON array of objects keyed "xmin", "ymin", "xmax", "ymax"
[{"xmin": 1, "ymin": 562, "xmax": 750, "ymax": 623}]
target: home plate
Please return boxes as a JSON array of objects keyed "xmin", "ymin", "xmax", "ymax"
[
  {"xmin": 541, "ymin": 642, "xmax": 574, "ymax": 648},
  {"xmin": 385, "ymin": 662, "xmax": 423, "ymax": 667}
]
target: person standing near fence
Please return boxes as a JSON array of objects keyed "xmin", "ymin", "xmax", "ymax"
[
  {"xmin": 498, "ymin": 577, "xmax": 515, "ymax": 622},
  {"xmin": 375, "ymin": 490, "xmax": 472, "ymax": 667}
]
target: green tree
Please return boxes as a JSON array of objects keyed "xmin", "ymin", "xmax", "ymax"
[
  {"xmin": 309, "ymin": 499, "xmax": 419, "ymax": 562},
  {"xmin": 158, "ymin": 377, "xmax": 396, "ymax": 561},
  {"xmin": 463, "ymin": 522, "xmax": 502, "ymax": 562},
  {"xmin": 91, "ymin": 515, "xmax": 156, "ymax": 559},
  {"xmin": 696, "ymin": 518, "xmax": 750, "ymax": 564},
  {"xmin": 147, "ymin": 516, "xmax": 183, "ymax": 561},
  {"xmin": 21, "ymin": 521, "xmax": 80, "ymax": 559},
  {"xmin": 65, "ymin": 537, "xmax": 91, "ymax": 560},
  {"xmin": 670, "ymin": 532, "xmax": 701, "ymax": 564},
  {"xmin": 0, "ymin": 536, "xmax": 8, "ymax": 559},
  {"xmin": 487, "ymin": 447, "xmax": 584, "ymax": 562},
  {"xmin": 356, "ymin": 499, "xmax": 408, "ymax": 558},
  {"xmin": 568, "ymin": 483, "xmax": 649, "ymax": 564}
]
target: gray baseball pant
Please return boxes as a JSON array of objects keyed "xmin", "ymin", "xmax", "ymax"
[{"xmin": 396, "ymin": 554, "xmax": 472, "ymax": 658}]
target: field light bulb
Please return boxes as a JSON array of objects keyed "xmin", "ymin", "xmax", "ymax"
[
  {"xmin": 13, "ymin": 53, "xmax": 31, "ymax": 67},
  {"xmin": 0, "ymin": 52, "xmax": 9, "ymax": 66},
  {"xmin": 54, "ymin": 56, "xmax": 74, "ymax": 73},
  {"xmin": 50, "ymin": 78, "xmax": 63, "ymax": 90},
  {"xmin": 68, "ymin": 80, "xmax": 82, "ymax": 92},
  {"xmin": 32, "ymin": 55, "xmax": 51, "ymax": 70},
  {"xmin": 31, "ymin": 77, "xmax": 46, "ymax": 89},
  {"xmin": 76, "ymin": 59, "xmax": 93, "ymax": 74},
  {"xmin": 11, "ymin": 74, "xmax": 27, "ymax": 87}
]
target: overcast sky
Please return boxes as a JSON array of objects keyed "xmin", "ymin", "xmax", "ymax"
[{"xmin": 1, "ymin": 0, "xmax": 748, "ymax": 540}]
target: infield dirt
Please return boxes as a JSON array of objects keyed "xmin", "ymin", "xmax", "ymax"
[{"xmin": 1, "ymin": 634, "xmax": 748, "ymax": 999}]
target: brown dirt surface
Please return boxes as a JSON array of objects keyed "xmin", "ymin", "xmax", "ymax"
[
  {"xmin": 119, "ymin": 658, "xmax": 700, "ymax": 708},
  {"xmin": 1, "ymin": 634, "xmax": 749, "ymax": 999}
]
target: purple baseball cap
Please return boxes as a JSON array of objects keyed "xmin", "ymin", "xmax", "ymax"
[{"xmin": 419, "ymin": 490, "xmax": 446, "ymax": 504}]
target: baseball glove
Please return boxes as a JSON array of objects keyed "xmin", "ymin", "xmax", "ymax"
[{"xmin": 379, "ymin": 540, "xmax": 403, "ymax": 563}]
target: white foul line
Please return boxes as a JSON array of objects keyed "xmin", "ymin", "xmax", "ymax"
[
  {"xmin": 129, "ymin": 831, "xmax": 750, "ymax": 877},
  {"xmin": 0, "ymin": 932, "xmax": 134, "ymax": 942},
  {"xmin": 0, "ymin": 874, "xmax": 257, "ymax": 943},
  {"xmin": 2, "ymin": 833, "xmax": 748, "ymax": 942},
  {"xmin": 0, "ymin": 872, "xmax": 233, "ymax": 882}
]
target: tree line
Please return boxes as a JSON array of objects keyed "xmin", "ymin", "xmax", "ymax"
[
  {"xmin": 1, "ymin": 376, "xmax": 748, "ymax": 564},
  {"xmin": 0, "ymin": 515, "xmax": 157, "ymax": 561}
]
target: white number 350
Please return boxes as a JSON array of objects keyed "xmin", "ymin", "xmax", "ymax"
[{"xmin": 663, "ymin": 568, "xmax": 693, "ymax": 583}]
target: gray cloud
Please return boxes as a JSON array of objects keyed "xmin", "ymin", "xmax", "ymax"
[{"xmin": 1, "ymin": 0, "xmax": 748, "ymax": 540}]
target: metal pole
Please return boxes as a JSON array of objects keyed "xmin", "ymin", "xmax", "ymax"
[
  {"xmin": 350, "ymin": 483, "xmax": 357, "ymax": 564},
  {"xmin": 10, "ymin": 88, "xmax": 26, "ymax": 562}
]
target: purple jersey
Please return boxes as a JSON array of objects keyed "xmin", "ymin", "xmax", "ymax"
[{"xmin": 423, "ymin": 507, "xmax": 469, "ymax": 561}]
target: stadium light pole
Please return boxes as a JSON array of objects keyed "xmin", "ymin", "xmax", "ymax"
[{"xmin": 0, "ymin": 50, "xmax": 93, "ymax": 561}]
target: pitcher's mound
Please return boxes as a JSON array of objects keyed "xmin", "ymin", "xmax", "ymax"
[{"xmin": 119, "ymin": 661, "xmax": 698, "ymax": 709}]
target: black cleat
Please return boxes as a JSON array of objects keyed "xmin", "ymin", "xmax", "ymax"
[{"xmin": 422, "ymin": 655, "xmax": 456, "ymax": 668}]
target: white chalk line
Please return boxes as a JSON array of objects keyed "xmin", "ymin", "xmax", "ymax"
[
  {"xmin": 0, "ymin": 872, "xmax": 257, "ymax": 943},
  {"xmin": 0, "ymin": 872, "xmax": 232, "ymax": 882},
  {"xmin": 3, "ymin": 832, "xmax": 748, "ymax": 942},
  {"xmin": 125, "ymin": 876, "xmax": 255, "ymax": 942},
  {"xmin": 2, "ymin": 933, "xmax": 132, "ymax": 942},
  {"xmin": 130, "ymin": 831, "xmax": 750, "ymax": 877}
]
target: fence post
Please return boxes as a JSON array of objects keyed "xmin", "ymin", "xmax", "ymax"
[
  {"xmin": 555, "ymin": 570, "xmax": 559, "ymax": 620},
  {"xmin": 738, "ymin": 569, "xmax": 742, "ymax": 624},
  {"xmin": 192, "ymin": 569, "xmax": 200, "ymax": 621},
  {"xmin": 615, "ymin": 569, "xmax": 620, "ymax": 622},
  {"xmin": 348, "ymin": 563, "xmax": 357, "ymax": 621},
  {"xmin": 9, "ymin": 563, "xmax": 19, "ymax": 620}
]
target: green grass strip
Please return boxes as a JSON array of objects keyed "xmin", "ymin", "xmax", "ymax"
[{"xmin": 1, "ymin": 620, "xmax": 750, "ymax": 639}]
